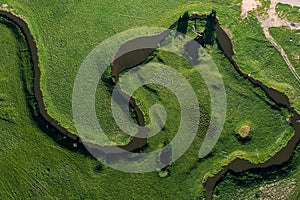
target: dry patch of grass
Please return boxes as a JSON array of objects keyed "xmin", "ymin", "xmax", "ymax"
[{"xmin": 237, "ymin": 125, "xmax": 251, "ymax": 138}]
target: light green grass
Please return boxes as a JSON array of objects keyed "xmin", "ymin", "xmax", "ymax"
[
  {"xmin": 113, "ymin": 29, "xmax": 294, "ymax": 194},
  {"xmin": 276, "ymin": 3, "xmax": 300, "ymax": 22},
  {"xmin": 136, "ymin": 46, "xmax": 294, "ymax": 160},
  {"xmin": 158, "ymin": 2, "xmax": 300, "ymax": 113},
  {"xmin": 0, "ymin": 16, "xmax": 210, "ymax": 200},
  {"xmin": 0, "ymin": 11, "xmax": 293, "ymax": 199},
  {"xmin": 0, "ymin": 0, "xmax": 299, "ymax": 198},
  {"xmin": 229, "ymin": 17, "xmax": 300, "ymax": 113},
  {"xmin": 1, "ymin": 0, "xmax": 299, "ymax": 136},
  {"xmin": 269, "ymin": 27, "xmax": 300, "ymax": 76},
  {"xmin": 1, "ymin": 0, "xmax": 195, "ymax": 139}
]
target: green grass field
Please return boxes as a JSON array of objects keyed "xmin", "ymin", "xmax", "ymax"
[
  {"xmin": 1, "ymin": 0, "xmax": 300, "ymax": 199},
  {"xmin": 0, "ymin": 17, "xmax": 212, "ymax": 200},
  {"xmin": 1, "ymin": 0, "xmax": 298, "ymax": 133},
  {"xmin": 276, "ymin": 3, "xmax": 300, "ymax": 22},
  {"xmin": 0, "ymin": 11, "xmax": 295, "ymax": 199},
  {"xmin": 269, "ymin": 27, "xmax": 300, "ymax": 74}
]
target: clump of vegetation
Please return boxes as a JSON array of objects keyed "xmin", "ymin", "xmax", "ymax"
[
  {"xmin": 157, "ymin": 168, "xmax": 169, "ymax": 178},
  {"xmin": 276, "ymin": 3, "xmax": 300, "ymax": 23},
  {"xmin": 176, "ymin": 11, "xmax": 189, "ymax": 35},
  {"xmin": 158, "ymin": 169, "xmax": 169, "ymax": 178},
  {"xmin": 204, "ymin": 9, "xmax": 217, "ymax": 45},
  {"xmin": 94, "ymin": 164, "xmax": 103, "ymax": 172},
  {"xmin": 237, "ymin": 125, "xmax": 251, "ymax": 141}
]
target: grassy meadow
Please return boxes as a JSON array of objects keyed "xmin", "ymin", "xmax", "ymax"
[
  {"xmin": 0, "ymin": 16, "xmax": 209, "ymax": 200},
  {"xmin": 269, "ymin": 27, "xmax": 300, "ymax": 74},
  {"xmin": 1, "ymin": 0, "xmax": 300, "ymax": 199},
  {"xmin": 0, "ymin": 0, "xmax": 298, "ymax": 135}
]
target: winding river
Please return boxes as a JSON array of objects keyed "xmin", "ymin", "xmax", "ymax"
[
  {"xmin": 0, "ymin": 10, "xmax": 299, "ymax": 200},
  {"xmin": 0, "ymin": 10, "xmax": 152, "ymax": 154},
  {"xmin": 205, "ymin": 20, "xmax": 300, "ymax": 199}
]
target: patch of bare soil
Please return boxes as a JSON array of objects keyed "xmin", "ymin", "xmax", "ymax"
[
  {"xmin": 241, "ymin": 0, "xmax": 262, "ymax": 19},
  {"xmin": 241, "ymin": 0, "xmax": 300, "ymax": 83}
]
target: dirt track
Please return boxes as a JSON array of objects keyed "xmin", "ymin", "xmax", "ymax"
[{"xmin": 244, "ymin": 0, "xmax": 300, "ymax": 83}]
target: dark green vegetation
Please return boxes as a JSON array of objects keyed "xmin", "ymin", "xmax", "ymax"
[
  {"xmin": 276, "ymin": 3, "xmax": 300, "ymax": 22},
  {"xmin": 1, "ymin": 0, "xmax": 300, "ymax": 198},
  {"xmin": 204, "ymin": 10, "xmax": 217, "ymax": 45},
  {"xmin": 176, "ymin": 11, "xmax": 189, "ymax": 34}
]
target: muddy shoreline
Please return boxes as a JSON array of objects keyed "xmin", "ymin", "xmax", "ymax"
[{"xmin": 1, "ymin": 10, "xmax": 300, "ymax": 200}]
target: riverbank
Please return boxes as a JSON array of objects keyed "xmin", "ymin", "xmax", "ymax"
[
  {"xmin": 0, "ymin": 10, "xmax": 149, "ymax": 154},
  {"xmin": 204, "ymin": 19, "xmax": 300, "ymax": 199}
]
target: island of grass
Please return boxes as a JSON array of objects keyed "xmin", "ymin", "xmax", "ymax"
[{"xmin": 1, "ymin": 0, "xmax": 300, "ymax": 199}]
